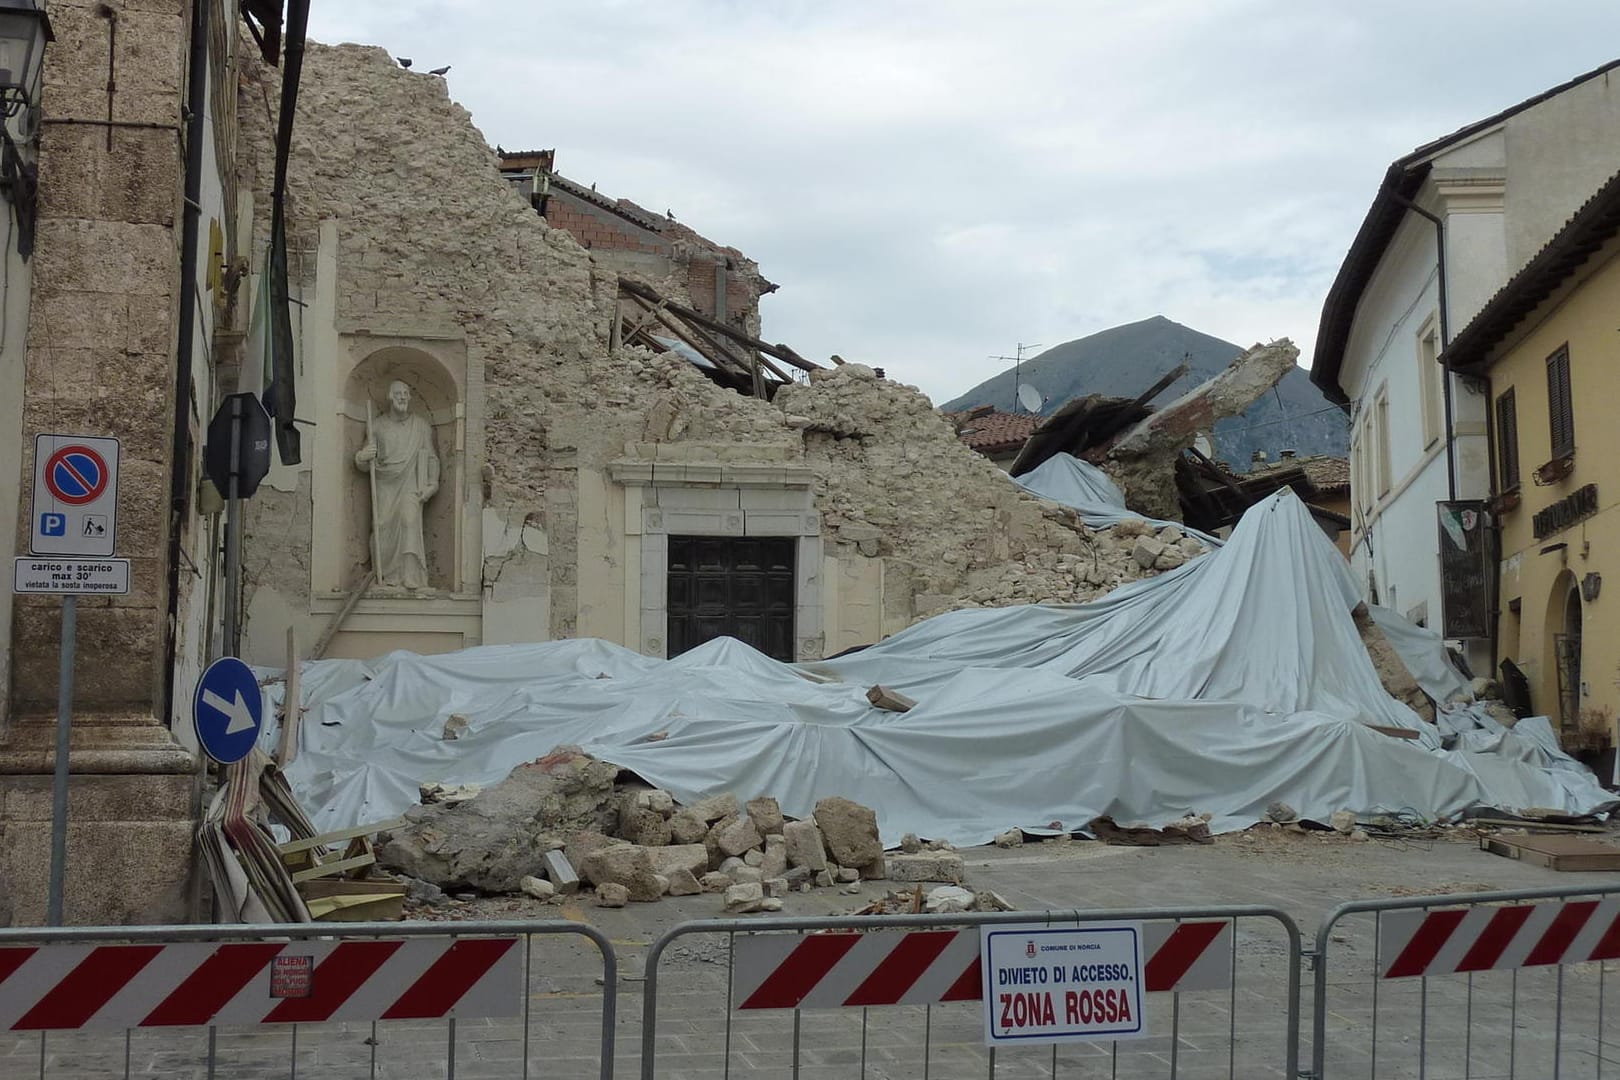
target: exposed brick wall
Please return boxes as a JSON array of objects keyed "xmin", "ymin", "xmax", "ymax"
[{"xmin": 543, "ymin": 191, "xmax": 670, "ymax": 256}]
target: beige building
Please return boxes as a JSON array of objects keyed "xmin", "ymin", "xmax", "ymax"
[{"xmin": 1446, "ymin": 167, "xmax": 1620, "ymax": 743}]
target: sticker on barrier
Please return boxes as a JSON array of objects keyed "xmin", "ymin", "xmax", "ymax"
[
  {"xmin": 730, "ymin": 919, "xmax": 1233, "ymax": 1011},
  {"xmin": 0, "ymin": 937, "xmax": 523, "ymax": 1032},
  {"xmin": 1377, "ymin": 896, "xmax": 1620, "ymax": 978}
]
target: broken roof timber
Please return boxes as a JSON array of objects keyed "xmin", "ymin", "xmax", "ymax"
[{"xmin": 619, "ymin": 279, "xmax": 821, "ymax": 374}]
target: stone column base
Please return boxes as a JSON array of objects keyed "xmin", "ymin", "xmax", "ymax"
[{"xmin": 0, "ymin": 715, "xmax": 199, "ymax": 926}]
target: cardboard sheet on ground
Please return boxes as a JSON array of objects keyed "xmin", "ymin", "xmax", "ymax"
[{"xmin": 271, "ymin": 490, "xmax": 1613, "ymax": 843}]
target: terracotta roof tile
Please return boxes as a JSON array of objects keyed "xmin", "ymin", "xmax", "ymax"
[
  {"xmin": 951, "ymin": 409, "xmax": 1042, "ymax": 454},
  {"xmin": 1246, "ymin": 455, "xmax": 1350, "ymax": 495}
]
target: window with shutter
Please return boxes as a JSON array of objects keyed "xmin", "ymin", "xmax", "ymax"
[
  {"xmin": 1547, "ymin": 346, "xmax": 1575, "ymax": 459},
  {"xmin": 1496, "ymin": 388, "xmax": 1519, "ymax": 490}
]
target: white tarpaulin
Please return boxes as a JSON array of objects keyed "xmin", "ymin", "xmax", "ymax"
[
  {"xmin": 1013, "ymin": 452, "xmax": 1221, "ymax": 543},
  {"xmin": 272, "ymin": 490, "xmax": 1613, "ymax": 843}
]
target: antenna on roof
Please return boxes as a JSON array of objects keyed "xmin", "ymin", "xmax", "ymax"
[
  {"xmin": 1016, "ymin": 383, "xmax": 1043, "ymax": 414},
  {"xmin": 989, "ymin": 342, "xmax": 1043, "ymax": 411}
]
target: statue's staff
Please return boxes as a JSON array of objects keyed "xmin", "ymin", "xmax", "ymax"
[{"xmin": 364, "ymin": 396, "xmax": 382, "ymax": 578}]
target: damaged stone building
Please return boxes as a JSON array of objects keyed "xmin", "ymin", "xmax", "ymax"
[
  {"xmin": 1, "ymin": 16, "xmax": 1286, "ymax": 926},
  {"xmin": 228, "ymin": 43, "xmax": 1202, "ymax": 672}
]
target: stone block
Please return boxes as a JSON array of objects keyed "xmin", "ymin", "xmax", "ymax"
[
  {"xmin": 619, "ymin": 806, "xmax": 672, "ymax": 848},
  {"xmin": 519, "ymin": 875, "xmax": 554, "ymax": 901},
  {"xmin": 724, "ymin": 882, "xmax": 765, "ymax": 913},
  {"xmin": 687, "ymin": 792, "xmax": 740, "ymax": 823},
  {"xmin": 887, "ymin": 853, "xmax": 966, "ymax": 884},
  {"xmin": 745, "ymin": 796, "xmax": 784, "ymax": 837},
  {"xmin": 761, "ymin": 835, "xmax": 788, "ymax": 879},
  {"xmin": 596, "ymin": 883, "xmax": 628, "ymax": 908},
  {"xmin": 713, "ymin": 815, "xmax": 763, "ymax": 857},
  {"xmin": 814, "ymin": 796, "xmax": 882, "ymax": 868},
  {"xmin": 783, "ymin": 819, "xmax": 829, "ymax": 872},
  {"xmin": 542, "ymin": 850, "xmax": 579, "ymax": 894},
  {"xmin": 1132, "ymin": 537, "xmax": 1166, "ymax": 569},
  {"xmin": 668, "ymin": 808, "xmax": 708, "ymax": 844},
  {"xmin": 578, "ymin": 844, "xmax": 664, "ymax": 902},
  {"xmin": 699, "ymin": 871, "xmax": 732, "ymax": 892},
  {"xmin": 648, "ymin": 844, "xmax": 708, "ymax": 879},
  {"xmin": 666, "ymin": 868, "xmax": 702, "ymax": 896}
]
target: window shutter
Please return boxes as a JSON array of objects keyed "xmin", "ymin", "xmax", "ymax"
[
  {"xmin": 1547, "ymin": 347, "xmax": 1575, "ymax": 458},
  {"xmin": 1496, "ymin": 388, "xmax": 1519, "ymax": 489}
]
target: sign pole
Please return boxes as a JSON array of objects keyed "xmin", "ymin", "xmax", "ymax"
[
  {"xmin": 46, "ymin": 594, "xmax": 76, "ymax": 926},
  {"xmin": 222, "ymin": 396, "xmax": 243, "ymax": 656}
]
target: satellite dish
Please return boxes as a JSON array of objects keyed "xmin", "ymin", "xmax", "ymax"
[{"xmin": 1016, "ymin": 383, "xmax": 1043, "ymax": 413}]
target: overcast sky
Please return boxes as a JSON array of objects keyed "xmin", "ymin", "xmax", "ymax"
[{"xmin": 308, "ymin": 3, "xmax": 1620, "ymax": 405}]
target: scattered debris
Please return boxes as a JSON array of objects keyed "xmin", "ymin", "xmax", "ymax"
[
  {"xmin": 1088, "ymin": 815, "xmax": 1213, "ymax": 846},
  {"xmin": 866, "ymin": 685, "xmax": 917, "ymax": 712},
  {"xmin": 376, "ymin": 748, "xmax": 619, "ymax": 893},
  {"xmin": 993, "ymin": 829, "xmax": 1024, "ymax": 848},
  {"xmin": 442, "ymin": 714, "xmax": 470, "ymax": 741},
  {"xmin": 1266, "ymin": 802, "xmax": 1298, "ymax": 824},
  {"xmin": 420, "ymin": 781, "xmax": 481, "ymax": 805},
  {"xmin": 924, "ymin": 885, "xmax": 975, "ymax": 913}
]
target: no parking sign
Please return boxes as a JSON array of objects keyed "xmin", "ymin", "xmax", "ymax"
[{"xmin": 29, "ymin": 433, "xmax": 119, "ymax": 557}]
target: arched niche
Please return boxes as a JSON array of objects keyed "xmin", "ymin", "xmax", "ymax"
[
  {"xmin": 1542, "ymin": 567, "xmax": 1582, "ymax": 731},
  {"xmin": 340, "ymin": 347, "xmax": 462, "ymax": 592}
]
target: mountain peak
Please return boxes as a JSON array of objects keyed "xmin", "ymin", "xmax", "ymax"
[{"xmin": 941, "ymin": 319, "xmax": 1346, "ymax": 469}]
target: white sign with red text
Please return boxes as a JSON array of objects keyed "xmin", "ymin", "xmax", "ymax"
[{"xmin": 981, "ymin": 923, "xmax": 1146, "ymax": 1046}]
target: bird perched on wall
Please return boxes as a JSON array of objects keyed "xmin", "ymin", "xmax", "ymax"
[
  {"xmin": 429, "ymin": 65, "xmax": 451, "ymax": 76},
  {"xmin": 396, "ymin": 57, "xmax": 412, "ymax": 68}
]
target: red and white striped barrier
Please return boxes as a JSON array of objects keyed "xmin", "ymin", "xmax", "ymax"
[
  {"xmin": 1379, "ymin": 899, "xmax": 1620, "ymax": 979},
  {"xmin": 732, "ymin": 921, "xmax": 1232, "ymax": 1009},
  {"xmin": 0, "ymin": 937, "xmax": 523, "ymax": 1033}
]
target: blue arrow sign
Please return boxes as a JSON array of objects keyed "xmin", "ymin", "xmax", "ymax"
[{"xmin": 193, "ymin": 656, "xmax": 263, "ymax": 765}]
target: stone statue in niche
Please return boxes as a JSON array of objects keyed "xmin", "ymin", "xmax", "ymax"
[{"xmin": 355, "ymin": 380, "xmax": 440, "ymax": 590}]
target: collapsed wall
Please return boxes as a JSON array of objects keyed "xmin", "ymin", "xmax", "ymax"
[{"xmin": 233, "ymin": 43, "xmax": 1191, "ymax": 665}]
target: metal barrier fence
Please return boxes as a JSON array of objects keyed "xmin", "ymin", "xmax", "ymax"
[
  {"xmin": 639, "ymin": 905, "xmax": 1302, "ymax": 1079},
  {"xmin": 0, "ymin": 918, "xmax": 616, "ymax": 1080},
  {"xmin": 1309, "ymin": 882, "xmax": 1620, "ymax": 1079}
]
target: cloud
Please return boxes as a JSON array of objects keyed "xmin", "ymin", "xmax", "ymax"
[{"xmin": 308, "ymin": 2, "xmax": 1620, "ymax": 403}]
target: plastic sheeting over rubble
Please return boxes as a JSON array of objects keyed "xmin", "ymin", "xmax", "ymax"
[
  {"xmin": 1014, "ymin": 451, "xmax": 1221, "ymax": 542},
  {"xmin": 274, "ymin": 489, "xmax": 1614, "ymax": 844}
]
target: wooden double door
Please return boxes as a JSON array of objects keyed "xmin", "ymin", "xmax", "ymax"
[{"xmin": 667, "ymin": 536, "xmax": 795, "ymax": 661}]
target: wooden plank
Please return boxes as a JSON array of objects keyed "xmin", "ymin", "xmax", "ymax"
[
  {"xmin": 1471, "ymin": 817, "xmax": 1607, "ymax": 834},
  {"xmin": 276, "ymin": 817, "xmax": 406, "ymax": 856},
  {"xmin": 289, "ymin": 852, "xmax": 377, "ymax": 884},
  {"xmin": 312, "ymin": 571, "xmax": 375, "ymax": 660},
  {"xmin": 1481, "ymin": 834, "xmax": 1620, "ymax": 871},
  {"xmin": 277, "ymin": 625, "xmax": 301, "ymax": 766},
  {"xmin": 1368, "ymin": 725, "xmax": 1422, "ymax": 740},
  {"xmin": 619, "ymin": 279, "xmax": 821, "ymax": 372}
]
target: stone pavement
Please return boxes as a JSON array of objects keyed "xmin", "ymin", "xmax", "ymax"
[{"xmin": 9, "ymin": 830, "xmax": 1620, "ymax": 1078}]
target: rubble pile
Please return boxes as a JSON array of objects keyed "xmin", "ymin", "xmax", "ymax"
[{"xmin": 378, "ymin": 749, "xmax": 972, "ymax": 911}]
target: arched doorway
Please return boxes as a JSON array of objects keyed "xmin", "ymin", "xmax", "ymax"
[{"xmin": 1555, "ymin": 577, "xmax": 1583, "ymax": 735}]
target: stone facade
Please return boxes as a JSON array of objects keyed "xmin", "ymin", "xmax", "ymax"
[{"xmin": 0, "ymin": 0, "xmax": 251, "ymax": 924}]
